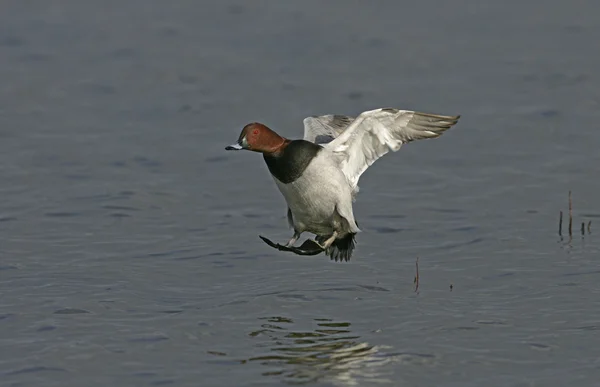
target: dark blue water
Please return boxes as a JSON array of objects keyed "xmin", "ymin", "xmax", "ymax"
[{"xmin": 2, "ymin": 1, "xmax": 600, "ymax": 386}]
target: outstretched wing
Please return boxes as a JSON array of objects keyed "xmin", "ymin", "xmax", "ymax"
[
  {"xmin": 303, "ymin": 115, "xmax": 355, "ymax": 144},
  {"xmin": 325, "ymin": 108, "xmax": 460, "ymax": 189}
]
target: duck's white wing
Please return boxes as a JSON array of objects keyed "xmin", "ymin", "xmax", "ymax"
[
  {"xmin": 303, "ymin": 115, "xmax": 355, "ymax": 144},
  {"xmin": 325, "ymin": 108, "xmax": 460, "ymax": 189}
]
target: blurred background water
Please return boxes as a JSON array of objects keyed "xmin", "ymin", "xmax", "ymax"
[{"xmin": 1, "ymin": 1, "xmax": 600, "ymax": 386}]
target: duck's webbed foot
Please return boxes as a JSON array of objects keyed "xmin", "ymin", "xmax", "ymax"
[{"xmin": 259, "ymin": 235, "xmax": 324, "ymax": 256}]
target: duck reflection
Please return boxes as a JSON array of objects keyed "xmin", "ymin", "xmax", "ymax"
[{"xmin": 247, "ymin": 316, "xmax": 392, "ymax": 385}]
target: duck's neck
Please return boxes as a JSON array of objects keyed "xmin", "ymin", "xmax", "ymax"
[{"xmin": 263, "ymin": 140, "xmax": 322, "ymax": 184}]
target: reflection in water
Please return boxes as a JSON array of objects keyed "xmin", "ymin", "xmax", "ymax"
[{"xmin": 246, "ymin": 316, "xmax": 395, "ymax": 385}]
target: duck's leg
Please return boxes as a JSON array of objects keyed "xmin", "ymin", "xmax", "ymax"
[
  {"xmin": 316, "ymin": 231, "xmax": 338, "ymax": 250},
  {"xmin": 285, "ymin": 231, "xmax": 301, "ymax": 247}
]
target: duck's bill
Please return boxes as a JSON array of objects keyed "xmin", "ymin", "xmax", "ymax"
[{"xmin": 225, "ymin": 143, "xmax": 243, "ymax": 151}]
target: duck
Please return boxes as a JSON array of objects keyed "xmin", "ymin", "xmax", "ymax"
[{"xmin": 226, "ymin": 108, "xmax": 460, "ymax": 262}]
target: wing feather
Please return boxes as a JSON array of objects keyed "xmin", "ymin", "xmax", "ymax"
[
  {"xmin": 324, "ymin": 108, "xmax": 460, "ymax": 189},
  {"xmin": 303, "ymin": 115, "xmax": 355, "ymax": 144}
]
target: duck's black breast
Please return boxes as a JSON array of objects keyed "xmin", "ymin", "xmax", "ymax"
[{"xmin": 263, "ymin": 140, "xmax": 322, "ymax": 184}]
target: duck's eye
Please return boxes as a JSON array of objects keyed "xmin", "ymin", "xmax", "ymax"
[{"xmin": 252, "ymin": 129, "xmax": 259, "ymax": 136}]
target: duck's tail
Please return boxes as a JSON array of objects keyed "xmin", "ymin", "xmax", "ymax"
[{"xmin": 317, "ymin": 233, "xmax": 357, "ymax": 262}]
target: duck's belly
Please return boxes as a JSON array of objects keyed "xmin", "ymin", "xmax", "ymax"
[
  {"xmin": 277, "ymin": 180, "xmax": 338, "ymax": 234},
  {"xmin": 273, "ymin": 156, "xmax": 352, "ymax": 235}
]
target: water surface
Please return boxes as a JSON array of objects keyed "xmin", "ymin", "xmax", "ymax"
[{"xmin": 2, "ymin": 1, "xmax": 600, "ymax": 386}]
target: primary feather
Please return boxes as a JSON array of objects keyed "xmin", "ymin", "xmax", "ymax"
[{"xmin": 303, "ymin": 108, "xmax": 459, "ymax": 192}]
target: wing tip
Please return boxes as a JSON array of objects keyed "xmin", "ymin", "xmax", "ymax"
[
  {"xmin": 416, "ymin": 111, "xmax": 461, "ymax": 121},
  {"xmin": 414, "ymin": 112, "xmax": 461, "ymax": 131}
]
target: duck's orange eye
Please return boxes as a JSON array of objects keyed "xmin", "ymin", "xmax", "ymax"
[{"xmin": 252, "ymin": 129, "xmax": 259, "ymax": 136}]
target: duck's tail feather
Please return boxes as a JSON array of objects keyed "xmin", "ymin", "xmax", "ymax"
[{"xmin": 317, "ymin": 233, "xmax": 356, "ymax": 262}]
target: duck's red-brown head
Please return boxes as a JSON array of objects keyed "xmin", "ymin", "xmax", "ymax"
[{"xmin": 225, "ymin": 123, "xmax": 288, "ymax": 154}]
